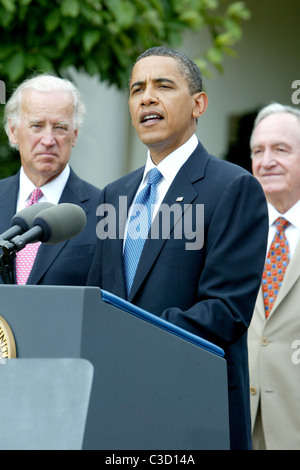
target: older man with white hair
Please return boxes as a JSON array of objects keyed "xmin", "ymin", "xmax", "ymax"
[
  {"xmin": 0, "ymin": 73, "xmax": 101, "ymax": 286},
  {"xmin": 248, "ymin": 103, "xmax": 300, "ymax": 450}
]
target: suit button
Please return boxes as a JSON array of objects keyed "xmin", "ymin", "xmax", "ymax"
[
  {"xmin": 261, "ymin": 337, "xmax": 269, "ymax": 346},
  {"xmin": 250, "ymin": 386, "xmax": 257, "ymax": 395}
]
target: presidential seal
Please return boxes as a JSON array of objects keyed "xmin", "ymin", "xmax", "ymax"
[{"xmin": 0, "ymin": 315, "xmax": 16, "ymax": 358}]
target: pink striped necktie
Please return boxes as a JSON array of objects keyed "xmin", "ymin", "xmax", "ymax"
[{"xmin": 15, "ymin": 188, "xmax": 43, "ymax": 285}]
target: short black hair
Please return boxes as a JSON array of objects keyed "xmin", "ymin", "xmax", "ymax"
[{"xmin": 130, "ymin": 46, "xmax": 203, "ymax": 95}]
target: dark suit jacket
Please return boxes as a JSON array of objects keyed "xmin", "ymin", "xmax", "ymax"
[
  {"xmin": 0, "ymin": 167, "xmax": 101, "ymax": 286},
  {"xmin": 87, "ymin": 141, "xmax": 269, "ymax": 449}
]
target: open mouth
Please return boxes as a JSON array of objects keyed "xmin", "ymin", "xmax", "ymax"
[{"xmin": 140, "ymin": 112, "xmax": 163, "ymax": 124}]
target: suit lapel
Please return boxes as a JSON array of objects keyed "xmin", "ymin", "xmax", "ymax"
[
  {"xmin": 128, "ymin": 144, "xmax": 207, "ymax": 301},
  {"xmin": 101, "ymin": 168, "xmax": 144, "ymax": 298},
  {"xmin": 0, "ymin": 174, "xmax": 20, "ymax": 284},
  {"xmin": 268, "ymin": 238, "xmax": 300, "ymax": 317},
  {"xmin": 0, "ymin": 173, "xmax": 19, "ymax": 234},
  {"xmin": 254, "ymin": 285, "xmax": 265, "ymax": 320}
]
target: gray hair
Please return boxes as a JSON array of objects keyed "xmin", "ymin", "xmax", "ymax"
[
  {"xmin": 250, "ymin": 102, "xmax": 300, "ymax": 147},
  {"xmin": 4, "ymin": 74, "xmax": 86, "ymax": 147},
  {"xmin": 130, "ymin": 46, "xmax": 203, "ymax": 95}
]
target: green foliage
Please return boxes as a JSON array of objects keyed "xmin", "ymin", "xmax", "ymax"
[
  {"xmin": 0, "ymin": 0, "xmax": 250, "ymax": 178},
  {"xmin": 0, "ymin": 0, "xmax": 251, "ymax": 88}
]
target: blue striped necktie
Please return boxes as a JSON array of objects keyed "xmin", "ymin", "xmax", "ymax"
[{"xmin": 123, "ymin": 167, "xmax": 162, "ymax": 297}]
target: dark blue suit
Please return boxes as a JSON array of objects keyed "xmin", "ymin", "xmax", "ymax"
[
  {"xmin": 87, "ymin": 141, "xmax": 268, "ymax": 449},
  {"xmin": 0, "ymin": 168, "xmax": 101, "ymax": 286}
]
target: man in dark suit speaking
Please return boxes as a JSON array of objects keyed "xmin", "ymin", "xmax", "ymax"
[
  {"xmin": 87, "ymin": 47, "xmax": 268, "ymax": 449},
  {"xmin": 0, "ymin": 74, "xmax": 101, "ymax": 285}
]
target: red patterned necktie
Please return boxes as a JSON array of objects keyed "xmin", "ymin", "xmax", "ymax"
[
  {"xmin": 262, "ymin": 216, "xmax": 290, "ymax": 318},
  {"xmin": 15, "ymin": 188, "xmax": 43, "ymax": 285}
]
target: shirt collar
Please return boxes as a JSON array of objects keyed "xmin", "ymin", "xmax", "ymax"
[
  {"xmin": 18, "ymin": 164, "xmax": 70, "ymax": 207},
  {"xmin": 268, "ymin": 200, "xmax": 300, "ymax": 229},
  {"xmin": 142, "ymin": 134, "xmax": 198, "ymax": 184}
]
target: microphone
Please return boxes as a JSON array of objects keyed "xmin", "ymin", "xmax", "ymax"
[
  {"xmin": 2, "ymin": 203, "xmax": 87, "ymax": 254},
  {"xmin": 0, "ymin": 202, "xmax": 54, "ymax": 241}
]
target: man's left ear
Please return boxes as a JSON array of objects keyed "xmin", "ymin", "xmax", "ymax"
[
  {"xmin": 72, "ymin": 129, "xmax": 78, "ymax": 147},
  {"xmin": 193, "ymin": 92, "xmax": 208, "ymax": 118}
]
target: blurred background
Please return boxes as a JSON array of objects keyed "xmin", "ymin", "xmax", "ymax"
[{"xmin": 0, "ymin": 0, "xmax": 299, "ymax": 188}]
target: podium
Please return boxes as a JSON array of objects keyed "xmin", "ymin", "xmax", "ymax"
[
  {"xmin": 0, "ymin": 358, "xmax": 93, "ymax": 450},
  {"xmin": 0, "ymin": 285, "xmax": 229, "ymax": 450}
]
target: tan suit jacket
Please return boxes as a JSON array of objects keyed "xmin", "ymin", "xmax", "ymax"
[{"xmin": 248, "ymin": 239, "xmax": 300, "ymax": 450}]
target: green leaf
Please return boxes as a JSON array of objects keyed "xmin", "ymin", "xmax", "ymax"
[
  {"xmin": 206, "ymin": 45, "xmax": 223, "ymax": 65},
  {"xmin": 194, "ymin": 57, "xmax": 212, "ymax": 78},
  {"xmin": 200, "ymin": 0, "xmax": 218, "ymax": 10},
  {"xmin": 61, "ymin": 0, "xmax": 80, "ymax": 18},
  {"xmin": 82, "ymin": 30, "xmax": 101, "ymax": 53},
  {"xmin": 85, "ymin": 56, "xmax": 100, "ymax": 76},
  {"xmin": 41, "ymin": 46, "xmax": 61, "ymax": 60},
  {"xmin": 0, "ymin": 44, "xmax": 14, "ymax": 60},
  {"xmin": 0, "ymin": 7, "xmax": 13, "ymax": 27},
  {"xmin": 34, "ymin": 54, "xmax": 54, "ymax": 73},
  {"xmin": 107, "ymin": 0, "xmax": 136, "ymax": 28},
  {"xmin": 178, "ymin": 11, "xmax": 205, "ymax": 29},
  {"xmin": 6, "ymin": 51, "xmax": 25, "ymax": 82},
  {"xmin": 45, "ymin": 9, "xmax": 61, "ymax": 32},
  {"xmin": 222, "ymin": 46, "xmax": 238, "ymax": 58},
  {"xmin": 61, "ymin": 19, "xmax": 78, "ymax": 39},
  {"xmin": 0, "ymin": 0, "xmax": 16, "ymax": 13},
  {"xmin": 223, "ymin": 17, "xmax": 242, "ymax": 40},
  {"xmin": 215, "ymin": 31, "xmax": 238, "ymax": 47},
  {"xmin": 148, "ymin": 0, "xmax": 164, "ymax": 16},
  {"xmin": 25, "ymin": 52, "xmax": 54, "ymax": 73},
  {"xmin": 55, "ymin": 32, "xmax": 71, "ymax": 52},
  {"xmin": 80, "ymin": 3, "xmax": 103, "ymax": 26},
  {"xmin": 227, "ymin": 2, "xmax": 251, "ymax": 20},
  {"xmin": 19, "ymin": 0, "xmax": 33, "ymax": 6}
]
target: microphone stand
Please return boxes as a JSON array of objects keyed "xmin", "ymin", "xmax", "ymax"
[
  {"xmin": 0, "ymin": 240, "xmax": 16, "ymax": 284},
  {"xmin": 0, "ymin": 230, "xmax": 41, "ymax": 284}
]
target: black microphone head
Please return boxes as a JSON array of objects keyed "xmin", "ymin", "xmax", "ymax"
[
  {"xmin": 11, "ymin": 202, "xmax": 54, "ymax": 232},
  {"xmin": 32, "ymin": 203, "xmax": 87, "ymax": 244}
]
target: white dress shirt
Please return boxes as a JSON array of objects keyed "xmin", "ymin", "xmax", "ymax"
[
  {"xmin": 16, "ymin": 165, "xmax": 70, "ymax": 211},
  {"xmin": 124, "ymin": 134, "xmax": 198, "ymax": 243},
  {"xmin": 134, "ymin": 134, "xmax": 198, "ymax": 218},
  {"xmin": 267, "ymin": 200, "xmax": 300, "ymax": 259}
]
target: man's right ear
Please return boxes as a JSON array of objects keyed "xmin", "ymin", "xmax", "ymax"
[{"xmin": 8, "ymin": 120, "xmax": 18, "ymax": 145}]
